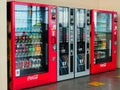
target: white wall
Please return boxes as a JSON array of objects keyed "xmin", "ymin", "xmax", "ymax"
[
  {"xmin": 7, "ymin": 0, "xmax": 99, "ymax": 9},
  {"xmin": 0, "ymin": 0, "xmax": 7, "ymax": 90}
]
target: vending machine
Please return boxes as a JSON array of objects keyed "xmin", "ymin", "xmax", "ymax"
[
  {"xmin": 74, "ymin": 8, "xmax": 90, "ymax": 77},
  {"xmin": 90, "ymin": 10, "xmax": 117, "ymax": 74},
  {"xmin": 57, "ymin": 7, "xmax": 90, "ymax": 80},
  {"xmin": 7, "ymin": 1, "xmax": 57, "ymax": 90},
  {"xmin": 57, "ymin": 7, "xmax": 74, "ymax": 81}
]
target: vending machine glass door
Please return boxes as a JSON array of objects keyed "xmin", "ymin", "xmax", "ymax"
[
  {"xmin": 57, "ymin": 7, "xmax": 74, "ymax": 81},
  {"xmin": 59, "ymin": 7, "xmax": 69, "ymax": 75},
  {"xmin": 15, "ymin": 4, "xmax": 48, "ymax": 77},
  {"xmin": 74, "ymin": 9, "xmax": 90, "ymax": 77},
  {"xmin": 76, "ymin": 9, "xmax": 86, "ymax": 72},
  {"xmin": 94, "ymin": 12, "xmax": 112, "ymax": 64}
]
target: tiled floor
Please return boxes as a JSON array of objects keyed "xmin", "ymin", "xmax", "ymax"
[{"xmin": 26, "ymin": 69, "xmax": 120, "ymax": 90}]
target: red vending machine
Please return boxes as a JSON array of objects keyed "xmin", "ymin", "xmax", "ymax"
[
  {"xmin": 90, "ymin": 10, "xmax": 117, "ymax": 74},
  {"xmin": 7, "ymin": 1, "xmax": 57, "ymax": 90}
]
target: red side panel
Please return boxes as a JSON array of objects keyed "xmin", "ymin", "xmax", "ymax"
[
  {"xmin": 90, "ymin": 9, "xmax": 117, "ymax": 74},
  {"xmin": 10, "ymin": 1, "xmax": 57, "ymax": 90},
  {"xmin": 111, "ymin": 11, "xmax": 117, "ymax": 72},
  {"xmin": 48, "ymin": 5, "xmax": 57, "ymax": 83}
]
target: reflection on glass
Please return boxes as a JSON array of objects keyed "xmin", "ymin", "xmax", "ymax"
[
  {"xmin": 94, "ymin": 12, "xmax": 112, "ymax": 64},
  {"xmin": 15, "ymin": 5, "xmax": 48, "ymax": 77},
  {"xmin": 59, "ymin": 7, "xmax": 69, "ymax": 75},
  {"xmin": 76, "ymin": 9, "xmax": 85, "ymax": 72},
  {"xmin": 95, "ymin": 12, "xmax": 112, "ymax": 32}
]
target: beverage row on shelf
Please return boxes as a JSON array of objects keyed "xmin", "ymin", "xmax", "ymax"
[
  {"xmin": 95, "ymin": 33, "xmax": 106, "ymax": 41},
  {"xmin": 94, "ymin": 41, "xmax": 106, "ymax": 49},
  {"xmin": 95, "ymin": 27, "xmax": 111, "ymax": 32},
  {"xmin": 97, "ymin": 22, "xmax": 107, "ymax": 27},
  {"xmin": 16, "ymin": 26, "xmax": 42, "ymax": 32},
  {"xmin": 94, "ymin": 51, "xmax": 106, "ymax": 59},
  {"xmin": 97, "ymin": 13, "xmax": 108, "ymax": 21},
  {"xmin": 16, "ymin": 33, "xmax": 42, "ymax": 43},
  {"xmin": 16, "ymin": 58, "xmax": 42, "ymax": 70},
  {"xmin": 16, "ymin": 44, "xmax": 42, "ymax": 57}
]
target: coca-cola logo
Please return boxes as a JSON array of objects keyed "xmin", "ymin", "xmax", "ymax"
[
  {"xmin": 27, "ymin": 75, "xmax": 38, "ymax": 81},
  {"xmin": 100, "ymin": 63, "xmax": 106, "ymax": 67}
]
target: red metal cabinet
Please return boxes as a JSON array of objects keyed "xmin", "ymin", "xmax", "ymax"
[
  {"xmin": 90, "ymin": 10, "xmax": 117, "ymax": 74},
  {"xmin": 8, "ymin": 1, "xmax": 57, "ymax": 90}
]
